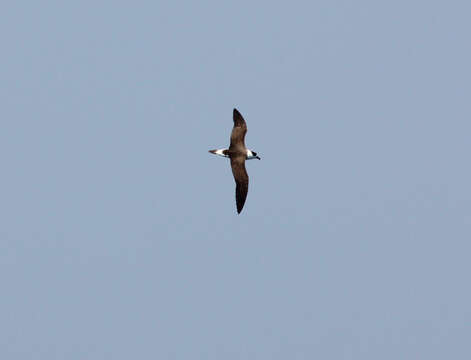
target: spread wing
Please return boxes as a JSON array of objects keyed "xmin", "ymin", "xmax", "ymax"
[
  {"xmin": 230, "ymin": 156, "xmax": 249, "ymax": 214},
  {"xmin": 230, "ymin": 108, "xmax": 247, "ymax": 150}
]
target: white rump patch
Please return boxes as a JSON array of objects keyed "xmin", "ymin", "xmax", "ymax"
[{"xmin": 214, "ymin": 149, "xmax": 229, "ymax": 157}]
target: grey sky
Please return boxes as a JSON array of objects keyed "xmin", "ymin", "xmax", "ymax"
[{"xmin": 1, "ymin": 1, "xmax": 470, "ymax": 359}]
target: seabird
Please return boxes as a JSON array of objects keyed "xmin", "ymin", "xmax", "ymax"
[{"xmin": 209, "ymin": 108, "xmax": 261, "ymax": 214}]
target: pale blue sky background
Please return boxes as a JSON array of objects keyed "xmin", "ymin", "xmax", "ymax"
[{"xmin": 1, "ymin": 1, "xmax": 470, "ymax": 359}]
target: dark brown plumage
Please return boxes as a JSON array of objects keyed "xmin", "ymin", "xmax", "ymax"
[
  {"xmin": 230, "ymin": 156, "xmax": 249, "ymax": 213},
  {"xmin": 230, "ymin": 108, "xmax": 247, "ymax": 150},
  {"xmin": 209, "ymin": 108, "xmax": 259, "ymax": 214},
  {"xmin": 229, "ymin": 109, "xmax": 249, "ymax": 213}
]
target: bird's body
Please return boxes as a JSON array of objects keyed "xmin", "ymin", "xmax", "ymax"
[
  {"xmin": 209, "ymin": 109, "xmax": 260, "ymax": 214},
  {"xmin": 209, "ymin": 148, "xmax": 259, "ymax": 160}
]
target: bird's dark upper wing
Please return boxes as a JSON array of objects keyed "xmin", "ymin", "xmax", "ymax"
[
  {"xmin": 230, "ymin": 155, "xmax": 249, "ymax": 214},
  {"xmin": 230, "ymin": 108, "xmax": 247, "ymax": 150}
]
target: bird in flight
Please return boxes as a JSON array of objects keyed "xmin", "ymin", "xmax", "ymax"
[{"xmin": 209, "ymin": 108, "xmax": 260, "ymax": 214}]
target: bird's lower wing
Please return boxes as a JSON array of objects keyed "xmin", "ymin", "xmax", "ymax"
[{"xmin": 230, "ymin": 157, "xmax": 249, "ymax": 214}]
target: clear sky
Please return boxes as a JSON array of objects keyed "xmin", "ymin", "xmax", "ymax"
[{"xmin": 1, "ymin": 1, "xmax": 470, "ymax": 359}]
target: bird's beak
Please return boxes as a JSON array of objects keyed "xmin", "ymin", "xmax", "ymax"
[{"xmin": 256, "ymin": 156, "xmax": 261, "ymax": 160}]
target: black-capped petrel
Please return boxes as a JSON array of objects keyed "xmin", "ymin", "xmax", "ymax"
[{"xmin": 209, "ymin": 108, "xmax": 261, "ymax": 214}]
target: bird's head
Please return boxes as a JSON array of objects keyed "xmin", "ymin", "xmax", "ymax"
[{"xmin": 247, "ymin": 150, "xmax": 261, "ymax": 160}]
